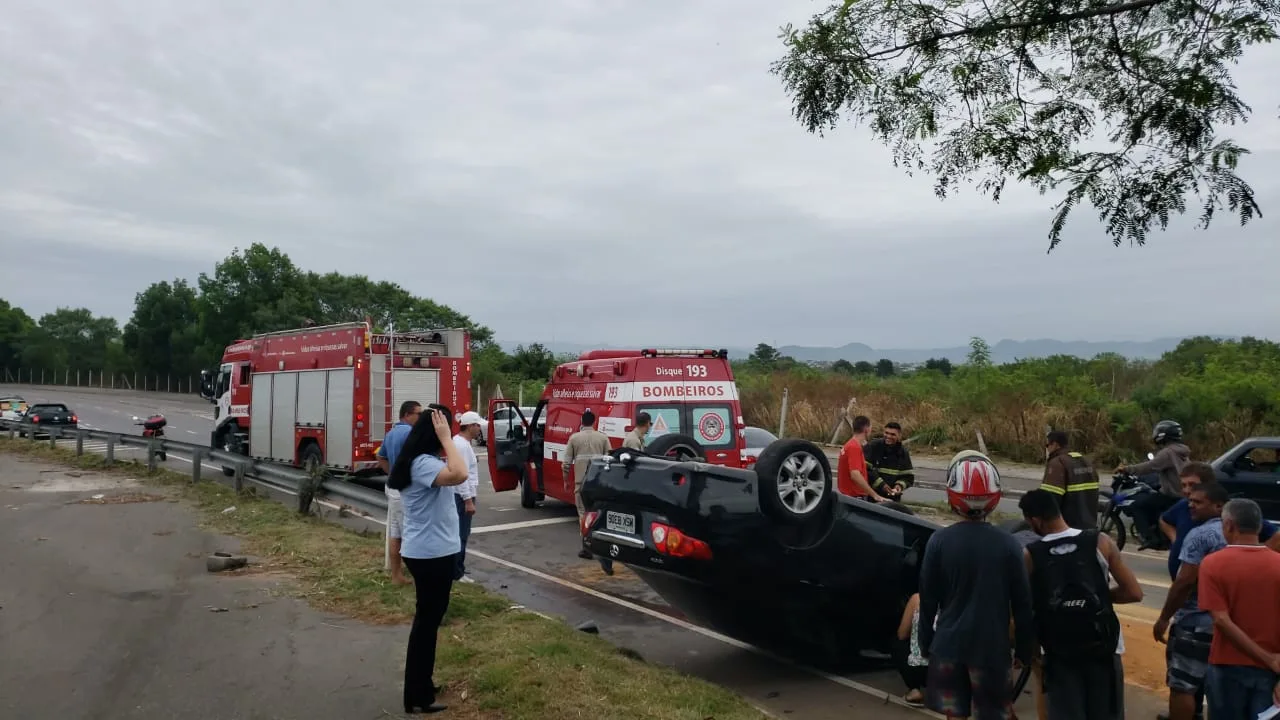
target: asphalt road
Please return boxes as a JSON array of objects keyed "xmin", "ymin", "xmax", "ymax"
[
  {"xmin": 1, "ymin": 384, "xmax": 1173, "ymax": 718},
  {"xmin": 0, "ymin": 454, "xmax": 409, "ymax": 720}
]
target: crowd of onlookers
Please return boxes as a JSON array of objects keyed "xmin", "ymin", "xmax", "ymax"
[{"xmin": 877, "ymin": 423, "xmax": 1280, "ymax": 720}]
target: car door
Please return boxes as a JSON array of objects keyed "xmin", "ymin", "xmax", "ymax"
[
  {"xmin": 1218, "ymin": 443, "xmax": 1280, "ymax": 520},
  {"xmin": 486, "ymin": 399, "xmax": 530, "ymax": 492}
]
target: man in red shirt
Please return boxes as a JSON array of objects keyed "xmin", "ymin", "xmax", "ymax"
[
  {"xmin": 1197, "ymin": 498, "xmax": 1280, "ymax": 718},
  {"xmin": 837, "ymin": 415, "xmax": 890, "ymax": 502}
]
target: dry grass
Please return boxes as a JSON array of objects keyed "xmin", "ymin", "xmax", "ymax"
[{"xmin": 0, "ymin": 438, "xmax": 768, "ymax": 720}]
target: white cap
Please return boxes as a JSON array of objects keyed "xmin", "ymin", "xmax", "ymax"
[{"xmin": 457, "ymin": 411, "xmax": 484, "ymax": 427}]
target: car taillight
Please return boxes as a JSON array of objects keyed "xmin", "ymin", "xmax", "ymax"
[
  {"xmin": 583, "ymin": 510, "xmax": 600, "ymax": 536},
  {"xmin": 649, "ymin": 522, "xmax": 712, "ymax": 561},
  {"xmin": 70, "ymin": 415, "xmax": 78, "ymax": 424},
  {"xmin": 30, "ymin": 415, "xmax": 39, "ymax": 423}
]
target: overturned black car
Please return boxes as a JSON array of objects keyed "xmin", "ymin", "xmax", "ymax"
[{"xmin": 579, "ymin": 435, "xmax": 938, "ymax": 669}]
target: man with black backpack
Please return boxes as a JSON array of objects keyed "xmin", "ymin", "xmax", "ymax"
[{"xmin": 1018, "ymin": 489, "xmax": 1144, "ymax": 720}]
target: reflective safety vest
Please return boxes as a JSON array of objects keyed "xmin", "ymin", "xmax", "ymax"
[{"xmin": 1041, "ymin": 450, "xmax": 1100, "ymax": 530}]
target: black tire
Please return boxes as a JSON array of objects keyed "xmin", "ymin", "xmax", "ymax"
[
  {"xmin": 754, "ymin": 438, "xmax": 835, "ymax": 526},
  {"xmin": 520, "ymin": 470, "xmax": 537, "ymax": 509},
  {"xmin": 299, "ymin": 443, "xmax": 324, "ymax": 474},
  {"xmin": 1099, "ymin": 512, "xmax": 1126, "ymax": 552},
  {"xmin": 645, "ymin": 433, "xmax": 705, "ymax": 461}
]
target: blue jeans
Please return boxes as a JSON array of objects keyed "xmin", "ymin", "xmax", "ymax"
[
  {"xmin": 1206, "ymin": 664, "xmax": 1277, "ymax": 719},
  {"xmin": 454, "ymin": 494, "xmax": 473, "ymax": 580}
]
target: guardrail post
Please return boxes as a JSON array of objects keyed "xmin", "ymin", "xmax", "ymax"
[
  {"xmin": 105, "ymin": 435, "xmax": 116, "ymax": 466},
  {"xmin": 6, "ymin": 425, "xmax": 14, "ymax": 440},
  {"xmin": 192, "ymin": 449, "xmax": 204, "ymax": 484},
  {"xmin": 27, "ymin": 426, "xmax": 37, "ymax": 444},
  {"xmin": 233, "ymin": 462, "xmax": 245, "ymax": 493},
  {"xmin": 49, "ymin": 428, "xmax": 58, "ymax": 449},
  {"xmin": 146, "ymin": 438, "xmax": 159, "ymax": 472},
  {"xmin": 76, "ymin": 430, "xmax": 85, "ymax": 456}
]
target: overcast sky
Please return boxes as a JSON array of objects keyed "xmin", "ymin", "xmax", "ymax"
[{"xmin": 1, "ymin": 0, "xmax": 1277, "ymax": 350}]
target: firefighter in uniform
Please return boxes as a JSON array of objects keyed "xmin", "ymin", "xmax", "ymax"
[
  {"xmin": 864, "ymin": 421, "xmax": 915, "ymax": 499},
  {"xmin": 1040, "ymin": 430, "xmax": 1101, "ymax": 529}
]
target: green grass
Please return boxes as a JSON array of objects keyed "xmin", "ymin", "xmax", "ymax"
[{"xmin": 0, "ymin": 438, "xmax": 768, "ymax": 720}]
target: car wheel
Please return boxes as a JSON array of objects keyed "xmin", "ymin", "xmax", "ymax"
[
  {"xmin": 754, "ymin": 438, "xmax": 834, "ymax": 525},
  {"xmin": 645, "ymin": 433, "xmax": 705, "ymax": 461}
]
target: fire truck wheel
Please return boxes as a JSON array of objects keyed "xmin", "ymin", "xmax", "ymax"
[
  {"xmin": 644, "ymin": 433, "xmax": 706, "ymax": 461},
  {"xmin": 299, "ymin": 443, "xmax": 324, "ymax": 474},
  {"xmin": 519, "ymin": 470, "xmax": 538, "ymax": 509}
]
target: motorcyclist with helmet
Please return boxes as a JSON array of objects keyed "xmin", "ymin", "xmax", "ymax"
[{"xmin": 1116, "ymin": 420, "xmax": 1192, "ymax": 551}]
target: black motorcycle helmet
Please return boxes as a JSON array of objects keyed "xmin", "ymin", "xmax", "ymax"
[{"xmin": 1152, "ymin": 419, "xmax": 1183, "ymax": 445}]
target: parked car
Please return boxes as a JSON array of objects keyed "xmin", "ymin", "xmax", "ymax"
[
  {"xmin": 480, "ymin": 405, "xmax": 541, "ymax": 446},
  {"xmin": 1211, "ymin": 437, "xmax": 1280, "ymax": 519},
  {"xmin": 0, "ymin": 394, "xmax": 28, "ymax": 422},
  {"xmin": 17, "ymin": 403, "xmax": 79, "ymax": 438},
  {"xmin": 741, "ymin": 426, "xmax": 778, "ymax": 469},
  {"xmin": 580, "ymin": 437, "xmax": 930, "ymax": 668}
]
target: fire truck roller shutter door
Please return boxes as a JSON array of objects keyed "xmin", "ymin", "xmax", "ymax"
[
  {"xmin": 391, "ymin": 369, "xmax": 440, "ymax": 420},
  {"xmin": 296, "ymin": 371, "xmax": 328, "ymax": 426},
  {"xmin": 249, "ymin": 373, "xmax": 274, "ymax": 459},
  {"xmin": 326, "ymin": 369, "xmax": 355, "ymax": 467},
  {"xmin": 369, "ymin": 355, "xmax": 388, "ymax": 442},
  {"xmin": 270, "ymin": 372, "xmax": 300, "ymax": 463}
]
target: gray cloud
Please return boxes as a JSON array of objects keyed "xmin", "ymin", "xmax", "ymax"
[{"xmin": 1, "ymin": 0, "xmax": 1277, "ymax": 349}]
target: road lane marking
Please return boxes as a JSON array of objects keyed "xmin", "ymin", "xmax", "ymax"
[
  {"xmin": 470, "ymin": 517, "xmax": 577, "ymax": 534},
  {"xmin": 466, "ymin": 548, "xmax": 941, "ymax": 716}
]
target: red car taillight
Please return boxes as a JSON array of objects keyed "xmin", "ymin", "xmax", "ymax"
[
  {"xmin": 70, "ymin": 415, "xmax": 78, "ymax": 424},
  {"xmin": 582, "ymin": 510, "xmax": 600, "ymax": 536},
  {"xmin": 649, "ymin": 522, "xmax": 712, "ymax": 561},
  {"xmin": 30, "ymin": 415, "xmax": 39, "ymax": 423}
]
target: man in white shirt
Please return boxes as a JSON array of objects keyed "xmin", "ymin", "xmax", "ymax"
[{"xmin": 452, "ymin": 411, "xmax": 483, "ymax": 584}]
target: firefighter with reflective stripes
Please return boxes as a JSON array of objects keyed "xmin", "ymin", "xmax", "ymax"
[
  {"xmin": 865, "ymin": 422, "xmax": 915, "ymax": 499},
  {"xmin": 1041, "ymin": 430, "xmax": 1100, "ymax": 530}
]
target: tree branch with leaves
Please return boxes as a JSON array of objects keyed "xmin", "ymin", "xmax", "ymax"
[{"xmin": 772, "ymin": 0, "xmax": 1276, "ymax": 249}]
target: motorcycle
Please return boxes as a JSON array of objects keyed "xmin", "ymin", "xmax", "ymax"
[
  {"xmin": 1098, "ymin": 452, "xmax": 1166, "ymax": 552},
  {"xmin": 133, "ymin": 414, "xmax": 168, "ymax": 462}
]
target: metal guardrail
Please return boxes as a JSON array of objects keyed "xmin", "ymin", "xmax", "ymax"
[{"xmin": 0, "ymin": 419, "xmax": 389, "ymax": 513}]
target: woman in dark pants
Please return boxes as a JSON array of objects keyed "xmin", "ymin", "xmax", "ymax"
[{"xmin": 387, "ymin": 403, "xmax": 469, "ymax": 714}]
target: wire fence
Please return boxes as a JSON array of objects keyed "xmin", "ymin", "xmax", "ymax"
[{"xmin": 1, "ymin": 367, "xmax": 198, "ymax": 394}]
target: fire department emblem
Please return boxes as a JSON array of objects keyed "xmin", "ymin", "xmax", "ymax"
[{"xmin": 698, "ymin": 413, "xmax": 725, "ymax": 443}]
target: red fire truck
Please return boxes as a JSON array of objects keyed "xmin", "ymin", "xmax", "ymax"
[{"xmin": 199, "ymin": 322, "xmax": 472, "ymax": 475}]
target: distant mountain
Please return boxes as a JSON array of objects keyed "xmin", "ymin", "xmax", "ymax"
[{"xmin": 498, "ymin": 336, "xmax": 1221, "ymax": 364}]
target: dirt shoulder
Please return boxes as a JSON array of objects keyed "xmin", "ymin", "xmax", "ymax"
[{"xmin": 0, "ymin": 440, "xmax": 769, "ymax": 720}]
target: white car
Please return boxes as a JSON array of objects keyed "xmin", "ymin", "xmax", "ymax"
[
  {"xmin": 742, "ymin": 426, "xmax": 778, "ymax": 469},
  {"xmin": 0, "ymin": 395, "xmax": 28, "ymax": 422},
  {"xmin": 479, "ymin": 405, "xmax": 542, "ymax": 446}
]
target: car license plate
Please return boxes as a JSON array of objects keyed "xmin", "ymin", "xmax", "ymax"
[{"xmin": 605, "ymin": 511, "xmax": 635, "ymax": 535}]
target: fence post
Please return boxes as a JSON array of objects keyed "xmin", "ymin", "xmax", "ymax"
[
  {"xmin": 778, "ymin": 387, "xmax": 790, "ymax": 438},
  {"xmin": 975, "ymin": 429, "xmax": 989, "ymax": 456},
  {"xmin": 88, "ymin": 370, "xmax": 93, "ymax": 387},
  {"xmin": 111, "ymin": 374, "xmax": 115, "ymax": 389},
  {"xmin": 167, "ymin": 375, "xmax": 171, "ymax": 393},
  {"xmin": 105, "ymin": 436, "xmax": 116, "ymax": 466},
  {"xmin": 147, "ymin": 438, "xmax": 158, "ymax": 472},
  {"xmin": 192, "ymin": 449, "xmax": 204, "ymax": 484},
  {"xmin": 40, "ymin": 368, "xmax": 44, "ymax": 384},
  {"xmin": 133, "ymin": 372, "xmax": 137, "ymax": 390},
  {"xmin": 76, "ymin": 431, "xmax": 84, "ymax": 456},
  {"xmin": 76, "ymin": 370, "xmax": 81, "ymax": 386},
  {"xmin": 233, "ymin": 461, "xmax": 246, "ymax": 493},
  {"xmin": 49, "ymin": 429, "xmax": 58, "ymax": 449}
]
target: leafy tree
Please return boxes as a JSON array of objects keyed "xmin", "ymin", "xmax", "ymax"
[
  {"xmin": 22, "ymin": 308, "xmax": 123, "ymax": 372},
  {"xmin": 123, "ymin": 280, "xmax": 203, "ymax": 378},
  {"xmin": 854, "ymin": 360, "xmax": 876, "ymax": 374},
  {"xmin": 196, "ymin": 244, "xmax": 315, "ymax": 362},
  {"xmin": 307, "ymin": 272, "xmax": 493, "ymax": 346},
  {"xmin": 875, "ymin": 358, "xmax": 896, "ymax": 377},
  {"xmin": 504, "ymin": 343, "xmax": 558, "ymax": 380},
  {"xmin": 750, "ymin": 343, "xmax": 782, "ymax": 365},
  {"xmin": 924, "ymin": 357, "xmax": 954, "ymax": 376},
  {"xmin": 772, "ymin": 0, "xmax": 1271, "ymax": 249},
  {"xmin": 0, "ymin": 298, "xmax": 34, "ymax": 370},
  {"xmin": 831, "ymin": 358, "xmax": 856, "ymax": 374},
  {"xmin": 967, "ymin": 337, "xmax": 994, "ymax": 366}
]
